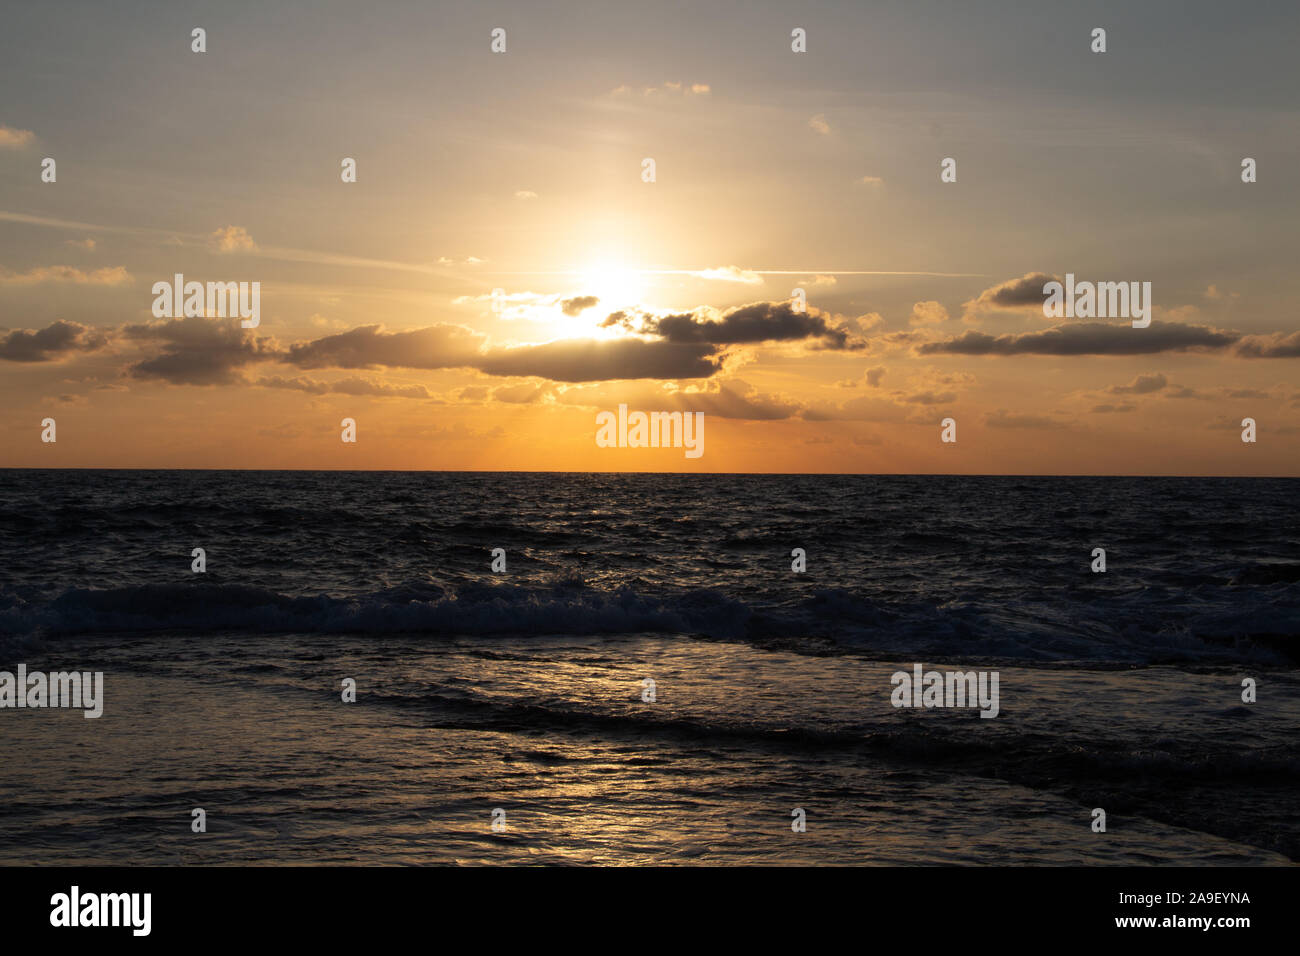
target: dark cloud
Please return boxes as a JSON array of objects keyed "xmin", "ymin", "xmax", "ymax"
[
  {"xmin": 1108, "ymin": 372, "xmax": 1167, "ymax": 394},
  {"xmin": 284, "ymin": 323, "xmax": 486, "ymax": 370},
  {"xmin": 477, "ymin": 338, "xmax": 722, "ymax": 382},
  {"xmin": 0, "ymin": 320, "xmax": 109, "ymax": 362},
  {"xmin": 124, "ymin": 316, "xmax": 278, "ymax": 385},
  {"xmin": 966, "ymin": 272, "xmax": 1061, "ymax": 311},
  {"xmin": 919, "ymin": 322, "xmax": 1239, "ymax": 356},
  {"xmin": 606, "ymin": 301, "xmax": 859, "ymax": 349},
  {"xmin": 141, "ymin": 318, "xmax": 724, "ymax": 385},
  {"xmin": 272, "ymin": 300, "xmax": 860, "ymax": 385},
  {"xmin": 1090, "ymin": 403, "xmax": 1136, "ymax": 413},
  {"xmin": 560, "ymin": 295, "xmax": 599, "ymax": 316}
]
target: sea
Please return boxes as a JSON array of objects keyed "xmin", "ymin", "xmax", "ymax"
[{"xmin": 1, "ymin": 470, "xmax": 1297, "ymax": 864}]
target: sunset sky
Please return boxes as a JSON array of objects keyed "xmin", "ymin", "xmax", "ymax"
[{"xmin": 2, "ymin": 0, "xmax": 1297, "ymax": 474}]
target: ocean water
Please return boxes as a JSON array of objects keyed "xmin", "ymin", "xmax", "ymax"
[{"xmin": 1, "ymin": 470, "xmax": 1297, "ymax": 864}]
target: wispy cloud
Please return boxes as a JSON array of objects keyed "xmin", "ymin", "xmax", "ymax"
[
  {"xmin": 611, "ymin": 81, "xmax": 711, "ymax": 97},
  {"xmin": 0, "ymin": 125, "xmax": 35, "ymax": 149},
  {"xmin": 687, "ymin": 266, "xmax": 764, "ymax": 285},
  {"xmin": 0, "ymin": 265, "xmax": 130, "ymax": 286},
  {"xmin": 210, "ymin": 225, "xmax": 258, "ymax": 253}
]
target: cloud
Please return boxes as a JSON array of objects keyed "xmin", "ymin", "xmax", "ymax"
[
  {"xmin": 257, "ymin": 375, "xmax": 433, "ymax": 399},
  {"xmin": 210, "ymin": 225, "xmax": 257, "ymax": 253},
  {"xmin": 1206, "ymin": 417, "xmax": 1235, "ymax": 430},
  {"xmin": 124, "ymin": 316, "xmax": 279, "ymax": 385},
  {"xmin": 0, "ymin": 125, "xmax": 35, "ymax": 149},
  {"xmin": 984, "ymin": 408, "xmax": 1072, "ymax": 429},
  {"xmin": 1090, "ymin": 403, "xmax": 1137, "ymax": 413},
  {"xmin": 918, "ymin": 322, "xmax": 1240, "ymax": 356},
  {"xmin": 0, "ymin": 265, "xmax": 130, "ymax": 286},
  {"xmin": 284, "ymin": 323, "xmax": 487, "ymax": 370},
  {"xmin": 64, "ymin": 238, "xmax": 96, "ymax": 251},
  {"xmin": 854, "ymin": 312, "xmax": 886, "ymax": 334},
  {"xmin": 477, "ymin": 338, "xmax": 722, "ymax": 382},
  {"xmin": 558, "ymin": 379, "xmax": 801, "ymax": 421},
  {"xmin": 0, "ymin": 320, "xmax": 110, "ymax": 362},
  {"xmin": 514, "ymin": 190, "xmax": 538, "ymax": 200},
  {"xmin": 963, "ymin": 272, "xmax": 1060, "ymax": 316},
  {"xmin": 809, "ymin": 114, "xmax": 831, "ymax": 135},
  {"xmin": 560, "ymin": 295, "xmax": 599, "ymax": 316},
  {"xmin": 688, "ymin": 266, "xmax": 764, "ymax": 285},
  {"xmin": 454, "ymin": 290, "xmax": 610, "ymax": 323},
  {"xmin": 836, "ymin": 365, "xmax": 886, "ymax": 389},
  {"xmin": 284, "ymin": 321, "xmax": 723, "ymax": 382},
  {"xmin": 607, "ymin": 301, "xmax": 860, "ymax": 349},
  {"xmin": 1108, "ymin": 372, "xmax": 1167, "ymax": 394},
  {"xmin": 453, "ymin": 381, "xmax": 556, "ymax": 405},
  {"xmin": 1205, "ymin": 285, "xmax": 1239, "ymax": 302},
  {"xmin": 613, "ymin": 81, "xmax": 710, "ymax": 97},
  {"xmin": 1233, "ymin": 331, "xmax": 1300, "ymax": 358},
  {"xmin": 803, "ymin": 392, "xmax": 918, "ymax": 424},
  {"xmin": 898, "ymin": 389, "xmax": 956, "ymax": 405},
  {"xmin": 489, "ymin": 382, "xmax": 554, "ymax": 404},
  {"xmin": 909, "ymin": 300, "xmax": 949, "ymax": 326},
  {"xmin": 857, "ymin": 175, "xmax": 884, "ymax": 186}
]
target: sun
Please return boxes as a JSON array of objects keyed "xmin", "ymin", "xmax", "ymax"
[{"xmin": 578, "ymin": 261, "xmax": 649, "ymax": 312}]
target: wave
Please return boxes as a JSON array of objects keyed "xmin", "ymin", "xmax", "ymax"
[
  {"xmin": 1, "ymin": 578, "xmax": 1295, "ymax": 664},
  {"xmin": 0, "ymin": 580, "xmax": 752, "ymax": 641}
]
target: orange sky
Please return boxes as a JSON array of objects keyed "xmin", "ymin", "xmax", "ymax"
[{"xmin": 2, "ymin": 1, "xmax": 1298, "ymax": 474}]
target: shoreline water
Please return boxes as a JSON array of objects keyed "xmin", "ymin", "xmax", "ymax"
[
  {"xmin": 2, "ymin": 471, "xmax": 1296, "ymax": 864},
  {"xmin": 1, "ymin": 631, "xmax": 1295, "ymax": 865}
]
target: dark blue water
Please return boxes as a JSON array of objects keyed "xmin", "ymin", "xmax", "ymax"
[
  {"xmin": 1, "ymin": 471, "xmax": 1297, "ymax": 864},
  {"xmin": 2, "ymin": 471, "xmax": 1297, "ymax": 664}
]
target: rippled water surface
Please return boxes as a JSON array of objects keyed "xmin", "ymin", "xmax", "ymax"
[{"xmin": 1, "ymin": 471, "xmax": 1297, "ymax": 863}]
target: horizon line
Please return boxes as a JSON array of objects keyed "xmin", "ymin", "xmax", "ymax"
[{"xmin": 0, "ymin": 467, "xmax": 1293, "ymax": 479}]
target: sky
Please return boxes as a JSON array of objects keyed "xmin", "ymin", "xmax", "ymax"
[{"xmin": 1, "ymin": 0, "xmax": 1298, "ymax": 474}]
